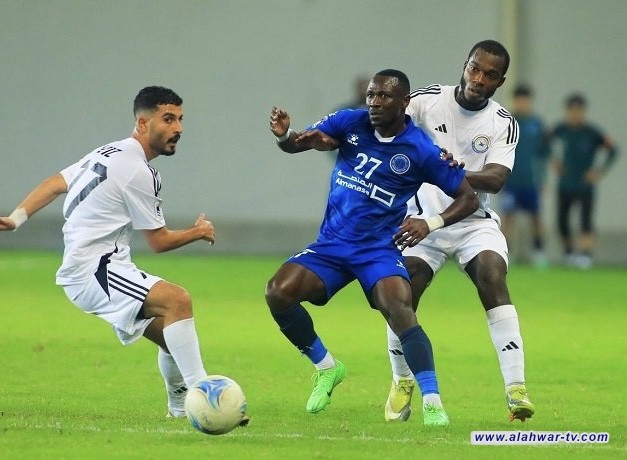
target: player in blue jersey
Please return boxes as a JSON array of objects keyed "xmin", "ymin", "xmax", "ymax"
[
  {"xmin": 501, "ymin": 84, "xmax": 550, "ymax": 267},
  {"xmin": 266, "ymin": 69, "xmax": 478, "ymax": 427}
]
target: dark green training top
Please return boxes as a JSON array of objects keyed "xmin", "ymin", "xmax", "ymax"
[{"xmin": 552, "ymin": 122, "xmax": 618, "ymax": 192}]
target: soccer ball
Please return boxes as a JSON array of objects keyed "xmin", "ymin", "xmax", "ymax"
[{"xmin": 185, "ymin": 375, "xmax": 249, "ymax": 435}]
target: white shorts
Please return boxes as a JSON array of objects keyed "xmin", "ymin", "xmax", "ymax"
[
  {"xmin": 63, "ymin": 261, "xmax": 161, "ymax": 345},
  {"xmin": 403, "ymin": 218, "xmax": 509, "ymax": 275}
]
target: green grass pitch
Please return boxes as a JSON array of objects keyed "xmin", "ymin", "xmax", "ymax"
[{"xmin": 0, "ymin": 250, "xmax": 624, "ymax": 459}]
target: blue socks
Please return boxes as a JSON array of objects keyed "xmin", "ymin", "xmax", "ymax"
[
  {"xmin": 415, "ymin": 371, "xmax": 439, "ymax": 395},
  {"xmin": 271, "ymin": 304, "xmax": 327, "ymax": 363},
  {"xmin": 273, "ymin": 305, "xmax": 440, "ymax": 395},
  {"xmin": 399, "ymin": 325, "xmax": 439, "ymax": 395}
]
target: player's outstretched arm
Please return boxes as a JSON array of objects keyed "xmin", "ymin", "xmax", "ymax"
[
  {"xmin": 440, "ymin": 178, "xmax": 479, "ymax": 224},
  {"xmin": 294, "ymin": 130, "xmax": 339, "ymax": 151},
  {"xmin": 0, "ymin": 173, "xmax": 68, "ymax": 231},
  {"xmin": 270, "ymin": 106, "xmax": 301, "ymax": 153},
  {"xmin": 142, "ymin": 213, "xmax": 215, "ymax": 253},
  {"xmin": 270, "ymin": 106, "xmax": 339, "ymax": 153},
  {"xmin": 465, "ymin": 163, "xmax": 510, "ymax": 194}
]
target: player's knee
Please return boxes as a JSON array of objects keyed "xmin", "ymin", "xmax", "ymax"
[
  {"xmin": 264, "ymin": 278, "xmax": 294, "ymax": 310},
  {"xmin": 168, "ymin": 286, "xmax": 193, "ymax": 318},
  {"xmin": 373, "ymin": 292, "xmax": 412, "ymax": 323},
  {"xmin": 470, "ymin": 254, "xmax": 506, "ymax": 285},
  {"xmin": 476, "ymin": 267, "xmax": 505, "ymax": 290},
  {"xmin": 474, "ymin": 267, "xmax": 511, "ymax": 306},
  {"xmin": 386, "ymin": 303, "xmax": 417, "ymax": 333}
]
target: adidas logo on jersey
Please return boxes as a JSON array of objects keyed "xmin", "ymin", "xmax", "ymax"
[{"xmin": 435, "ymin": 124, "xmax": 447, "ymax": 133}]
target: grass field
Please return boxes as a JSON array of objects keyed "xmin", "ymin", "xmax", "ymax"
[{"xmin": 0, "ymin": 250, "xmax": 624, "ymax": 459}]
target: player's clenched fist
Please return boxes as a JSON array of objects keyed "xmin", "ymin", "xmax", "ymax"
[
  {"xmin": 0, "ymin": 216, "xmax": 17, "ymax": 231},
  {"xmin": 195, "ymin": 213, "xmax": 215, "ymax": 245}
]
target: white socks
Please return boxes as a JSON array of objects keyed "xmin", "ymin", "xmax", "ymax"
[
  {"xmin": 422, "ymin": 393, "xmax": 443, "ymax": 409},
  {"xmin": 158, "ymin": 348, "xmax": 187, "ymax": 415},
  {"xmin": 162, "ymin": 318, "xmax": 207, "ymax": 388},
  {"xmin": 387, "ymin": 304, "xmax": 526, "ymax": 405},
  {"xmin": 158, "ymin": 347, "xmax": 185, "ymax": 389},
  {"xmin": 314, "ymin": 352, "xmax": 336, "ymax": 370},
  {"xmin": 387, "ymin": 323, "xmax": 412, "ymax": 382},
  {"xmin": 387, "ymin": 305, "xmax": 526, "ymax": 401},
  {"xmin": 486, "ymin": 304, "xmax": 525, "ymax": 386}
]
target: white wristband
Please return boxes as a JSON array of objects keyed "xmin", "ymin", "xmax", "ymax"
[
  {"xmin": 424, "ymin": 214, "xmax": 444, "ymax": 232},
  {"xmin": 9, "ymin": 207, "xmax": 28, "ymax": 230},
  {"xmin": 275, "ymin": 128, "xmax": 294, "ymax": 143}
]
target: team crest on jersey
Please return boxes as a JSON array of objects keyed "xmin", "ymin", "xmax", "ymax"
[
  {"xmin": 390, "ymin": 154, "xmax": 410, "ymax": 174},
  {"xmin": 472, "ymin": 135, "xmax": 490, "ymax": 153},
  {"xmin": 347, "ymin": 133, "xmax": 359, "ymax": 145}
]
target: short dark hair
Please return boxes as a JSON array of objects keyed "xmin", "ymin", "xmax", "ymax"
[
  {"xmin": 468, "ymin": 39, "xmax": 510, "ymax": 76},
  {"xmin": 133, "ymin": 86, "xmax": 182, "ymax": 115},
  {"xmin": 374, "ymin": 69, "xmax": 410, "ymax": 95},
  {"xmin": 566, "ymin": 93, "xmax": 586, "ymax": 108},
  {"xmin": 513, "ymin": 84, "xmax": 533, "ymax": 98}
]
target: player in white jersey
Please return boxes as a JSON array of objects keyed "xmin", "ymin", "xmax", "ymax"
[
  {"xmin": 0, "ymin": 86, "xmax": 218, "ymax": 419},
  {"xmin": 384, "ymin": 40, "xmax": 535, "ymax": 422}
]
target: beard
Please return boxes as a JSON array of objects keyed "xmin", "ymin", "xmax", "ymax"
[
  {"xmin": 153, "ymin": 135, "xmax": 180, "ymax": 157},
  {"xmin": 459, "ymin": 75, "xmax": 496, "ymax": 108}
]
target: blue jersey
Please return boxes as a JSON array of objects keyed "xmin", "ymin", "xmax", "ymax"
[
  {"xmin": 507, "ymin": 113, "xmax": 549, "ymax": 188},
  {"xmin": 309, "ymin": 109, "xmax": 465, "ymax": 247}
]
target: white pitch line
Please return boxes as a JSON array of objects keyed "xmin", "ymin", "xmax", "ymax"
[{"xmin": 13, "ymin": 423, "xmax": 625, "ymax": 451}]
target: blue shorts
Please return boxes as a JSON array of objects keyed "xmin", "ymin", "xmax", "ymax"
[
  {"xmin": 501, "ymin": 185, "xmax": 540, "ymax": 213},
  {"xmin": 287, "ymin": 240, "xmax": 409, "ymax": 307}
]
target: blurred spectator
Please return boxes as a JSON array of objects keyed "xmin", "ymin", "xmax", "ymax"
[
  {"xmin": 326, "ymin": 76, "xmax": 370, "ymax": 162},
  {"xmin": 549, "ymin": 93, "xmax": 619, "ymax": 269},
  {"xmin": 334, "ymin": 76, "xmax": 369, "ymax": 111},
  {"xmin": 501, "ymin": 84, "xmax": 550, "ymax": 267}
]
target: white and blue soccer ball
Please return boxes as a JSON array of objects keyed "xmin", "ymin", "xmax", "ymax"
[{"xmin": 185, "ymin": 375, "xmax": 249, "ymax": 435}]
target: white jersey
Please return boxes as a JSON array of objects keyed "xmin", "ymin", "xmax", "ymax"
[
  {"xmin": 406, "ymin": 84, "xmax": 517, "ymax": 223},
  {"xmin": 56, "ymin": 137, "xmax": 166, "ymax": 285}
]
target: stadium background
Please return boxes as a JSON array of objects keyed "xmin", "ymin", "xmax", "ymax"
[{"xmin": 1, "ymin": 0, "xmax": 625, "ymax": 264}]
